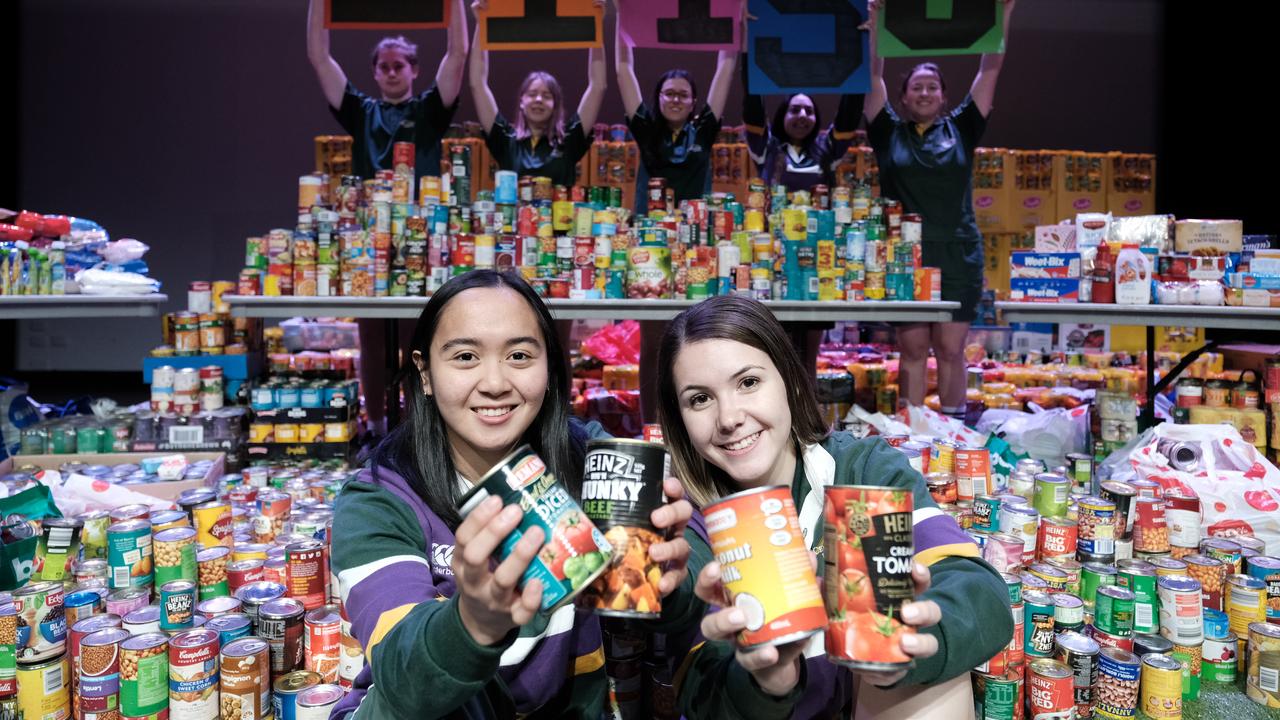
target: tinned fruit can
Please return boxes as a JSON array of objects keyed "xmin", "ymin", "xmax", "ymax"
[
  {"xmin": 106, "ymin": 519, "xmax": 154, "ymax": 590},
  {"xmin": 456, "ymin": 446, "xmax": 613, "ymax": 613},
  {"xmin": 822, "ymin": 486, "xmax": 914, "ymax": 671},
  {"xmin": 702, "ymin": 485, "xmax": 826, "ymax": 649},
  {"xmin": 577, "ymin": 439, "xmax": 669, "ymax": 618}
]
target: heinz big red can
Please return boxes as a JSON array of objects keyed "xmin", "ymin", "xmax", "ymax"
[
  {"xmin": 823, "ymin": 486, "xmax": 916, "ymax": 671},
  {"xmin": 457, "ymin": 445, "xmax": 613, "ymax": 613}
]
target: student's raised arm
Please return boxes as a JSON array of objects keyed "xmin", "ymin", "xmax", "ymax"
[
  {"xmin": 862, "ymin": 0, "xmax": 887, "ymax": 123},
  {"xmin": 970, "ymin": 0, "xmax": 1015, "ymax": 117},
  {"xmin": 577, "ymin": 42, "xmax": 609, "ymax": 130},
  {"xmin": 613, "ymin": 5, "xmax": 644, "ymax": 118},
  {"xmin": 436, "ymin": 0, "xmax": 470, "ymax": 106},
  {"xmin": 306, "ymin": 0, "xmax": 349, "ymax": 109},
  {"xmin": 468, "ymin": 0, "xmax": 500, "ymax": 133}
]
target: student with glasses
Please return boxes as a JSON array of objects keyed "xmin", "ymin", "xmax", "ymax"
[
  {"xmin": 615, "ymin": 0, "xmax": 742, "ymax": 213},
  {"xmin": 469, "ymin": 0, "xmax": 608, "ymax": 187}
]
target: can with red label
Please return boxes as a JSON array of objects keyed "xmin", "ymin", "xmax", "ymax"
[
  {"xmin": 954, "ymin": 446, "xmax": 991, "ymax": 501},
  {"xmin": 285, "ymin": 541, "xmax": 328, "ymax": 611},
  {"xmin": 1026, "ymin": 658, "xmax": 1074, "ymax": 718},
  {"xmin": 1133, "ymin": 497, "xmax": 1169, "ymax": 554},
  {"xmin": 227, "ymin": 559, "xmax": 267, "ymax": 595},
  {"xmin": 1038, "ymin": 517, "xmax": 1079, "ymax": 563},
  {"xmin": 304, "ymin": 605, "xmax": 341, "ymax": 684},
  {"xmin": 169, "ymin": 627, "xmax": 221, "ymax": 719},
  {"xmin": 1164, "ymin": 493, "xmax": 1200, "ymax": 555},
  {"xmin": 642, "ymin": 424, "xmax": 664, "ymax": 444}
]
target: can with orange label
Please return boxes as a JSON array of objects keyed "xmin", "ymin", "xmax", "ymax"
[
  {"xmin": 954, "ymin": 446, "xmax": 991, "ymax": 501},
  {"xmin": 304, "ymin": 605, "xmax": 341, "ymax": 684},
  {"xmin": 823, "ymin": 485, "xmax": 916, "ymax": 671},
  {"xmin": 703, "ymin": 486, "xmax": 826, "ymax": 648}
]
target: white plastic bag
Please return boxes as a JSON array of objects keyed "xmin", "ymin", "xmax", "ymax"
[
  {"xmin": 38, "ymin": 470, "xmax": 177, "ymax": 517},
  {"xmin": 845, "ymin": 404, "xmax": 913, "ymax": 439},
  {"xmin": 75, "ymin": 268, "xmax": 160, "ymax": 295},
  {"xmin": 990, "ymin": 406, "xmax": 1090, "ymax": 467},
  {"xmin": 907, "ymin": 406, "xmax": 989, "ymax": 447}
]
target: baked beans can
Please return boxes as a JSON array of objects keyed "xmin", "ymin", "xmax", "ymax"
[
  {"xmin": 929, "ymin": 439, "xmax": 957, "ymax": 474},
  {"xmin": 193, "ymin": 502, "xmax": 233, "ymax": 549},
  {"xmin": 1201, "ymin": 633, "xmax": 1237, "ymax": 683},
  {"xmin": 1075, "ymin": 496, "xmax": 1116, "ymax": 563},
  {"xmin": 1024, "ymin": 590, "xmax": 1056, "ymax": 658},
  {"xmin": 1037, "ymin": 517, "xmax": 1078, "ymax": 563},
  {"xmin": 63, "ymin": 589, "xmax": 101, "ymax": 629},
  {"xmin": 1094, "ymin": 647, "xmax": 1140, "ymax": 720},
  {"xmin": 106, "ymin": 588, "xmax": 150, "ymax": 619},
  {"xmin": 120, "ymin": 632, "xmax": 169, "ymax": 716},
  {"xmin": 577, "ymin": 439, "xmax": 668, "ymax": 619},
  {"xmin": 1116, "ymin": 559, "xmax": 1159, "ymax": 635},
  {"xmin": 284, "ymin": 541, "xmax": 328, "ymax": 612},
  {"xmin": 1227, "ymin": 573, "xmax": 1267, "ymax": 640},
  {"xmin": 16, "ymin": 653, "xmax": 69, "ymax": 720},
  {"xmin": 197, "ymin": 546, "xmax": 231, "ymax": 601},
  {"xmin": 161, "ymin": 580, "xmax": 197, "ymax": 632},
  {"xmin": 1095, "ymin": 585, "xmax": 1136, "ymax": 638},
  {"xmin": 926, "ymin": 473, "xmax": 958, "ymax": 506},
  {"xmin": 641, "ymin": 424, "xmax": 664, "ymax": 444},
  {"xmin": 221, "ymin": 636, "xmax": 271, "ymax": 720},
  {"xmin": 456, "ymin": 446, "xmax": 613, "ymax": 613},
  {"xmin": 295, "ymin": 683, "xmax": 344, "ymax": 720},
  {"xmin": 1032, "ymin": 474, "xmax": 1070, "ymax": 520},
  {"xmin": 259, "ymin": 598, "xmax": 305, "ymax": 682},
  {"xmin": 1200, "ymin": 537, "xmax": 1243, "ymax": 575},
  {"xmin": 14, "ymin": 581, "xmax": 67, "ymax": 664},
  {"xmin": 1132, "ymin": 497, "xmax": 1168, "ymax": 554},
  {"xmin": 973, "ymin": 495, "xmax": 1001, "ymax": 533},
  {"xmin": 983, "ymin": 533, "xmax": 1026, "ymax": 574},
  {"xmin": 304, "ymin": 605, "xmax": 340, "ymax": 684},
  {"xmin": 698, "ymin": 485, "xmax": 826, "ymax": 649},
  {"xmin": 1171, "ymin": 639, "xmax": 1202, "ymax": 701},
  {"xmin": 1053, "ymin": 593, "xmax": 1085, "ymax": 634},
  {"xmin": 227, "ymin": 559, "xmax": 267, "ymax": 595},
  {"xmin": 1099, "ymin": 481, "xmax": 1137, "ymax": 540},
  {"xmin": 1246, "ymin": 621, "xmax": 1280, "ymax": 708},
  {"xmin": 1158, "ymin": 575, "xmax": 1204, "ymax": 645},
  {"xmin": 1054, "ymin": 630, "xmax": 1099, "ymax": 717},
  {"xmin": 1026, "ymin": 658, "xmax": 1073, "ymax": 719},
  {"xmin": 204, "ymin": 614, "xmax": 252, "ymax": 647},
  {"xmin": 154, "ymin": 526, "xmax": 198, "ymax": 587},
  {"xmin": 107, "ymin": 519, "xmax": 154, "ymax": 590},
  {"xmin": 272, "ymin": 670, "xmax": 321, "ymax": 720},
  {"xmin": 954, "ymin": 447, "xmax": 991, "ymax": 501},
  {"xmin": 973, "ymin": 670, "xmax": 1021, "ymax": 720},
  {"xmin": 998, "ymin": 504, "xmax": 1038, "ymax": 565},
  {"xmin": 169, "ymin": 628, "xmax": 220, "ymax": 719},
  {"xmin": 1140, "ymin": 652, "xmax": 1183, "ymax": 718},
  {"xmin": 1245, "ymin": 555, "xmax": 1280, "ymax": 623},
  {"xmin": 823, "ymin": 485, "xmax": 915, "ymax": 669},
  {"xmin": 79, "ymin": 627, "xmax": 128, "ymax": 715}
]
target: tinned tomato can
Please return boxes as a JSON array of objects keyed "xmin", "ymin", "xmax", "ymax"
[
  {"xmin": 456, "ymin": 446, "xmax": 613, "ymax": 613},
  {"xmin": 577, "ymin": 439, "xmax": 668, "ymax": 619},
  {"xmin": 703, "ymin": 485, "xmax": 826, "ymax": 649},
  {"xmin": 1026, "ymin": 658, "xmax": 1073, "ymax": 719},
  {"xmin": 823, "ymin": 486, "xmax": 914, "ymax": 671}
]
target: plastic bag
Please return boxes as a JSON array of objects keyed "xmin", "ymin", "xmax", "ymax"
[
  {"xmin": 1, "ymin": 377, "xmax": 42, "ymax": 459},
  {"xmin": 1124, "ymin": 423, "xmax": 1280, "ymax": 555},
  {"xmin": 74, "ymin": 267, "xmax": 160, "ymax": 295},
  {"xmin": 907, "ymin": 406, "xmax": 989, "ymax": 448},
  {"xmin": 989, "ymin": 406, "xmax": 1090, "ymax": 467},
  {"xmin": 97, "ymin": 238, "xmax": 149, "ymax": 264},
  {"xmin": 38, "ymin": 469, "xmax": 177, "ymax": 518},
  {"xmin": 580, "ymin": 320, "xmax": 640, "ymax": 366},
  {"xmin": 0, "ymin": 483, "xmax": 62, "ymax": 590}
]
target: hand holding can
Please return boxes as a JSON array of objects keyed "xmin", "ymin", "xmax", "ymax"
[{"xmin": 452, "ymin": 495, "xmax": 547, "ymax": 646}]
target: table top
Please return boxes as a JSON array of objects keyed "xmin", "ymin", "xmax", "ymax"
[
  {"xmin": 226, "ymin": 295, "xmax": 961, "ymax": 323},
  {"xmin": 996, "ymin": 302, "xmax": 1280, "ymax": 331},
  {"xmin": 0, "ymin": 293, "xmax": 169, "ymax": 319}
]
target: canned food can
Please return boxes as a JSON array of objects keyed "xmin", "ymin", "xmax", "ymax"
[
  {"xmin": 1088, "ymin": 623, "xmax": 1135, "ymax": 654},
  {"xmin": 577, "ymin": 439, "xmax": 668, "ymax": 618},
  {"xmin": 105, "ymin": 588, "xmax": 150, "ymax": 619},
  {"xmin": 1033, "ymin": 474, "xmax": 1070, "ymax": 519},
  {"xmin": 63, "ymin": 589, "xmax": 101, "ymax": 629},
  {"xmin": 221, "ymin": 636, "xmax": 272, "ymax": 720},
  {"xmin": 107, "ymin": 519, "xmax": 153, "ymax": 590},
  {"xmin": 79, "ymin": 627, "xmax": 129, "ymax": 716},
  {"xmin": 983, "ymin": 533, "xmax": 1026, "ymax": 574},
  {"xmin": 193, "ymin": 502, "xmax": 233, "ymax": 549},
  {"xmin": 285, "ymin": 541, "xmax": 328, "ymax": 611},
  {"xmin": 76, "ymin": 511, "xmax": 112, "ymax": 561},
  {"xmin": 1158, "ymin": 575, "xmax": 1204, "ymax": 645},
  {"xmin": 197, "ymin": 546, "xmax": 232, "ymax": 601},
  {"xmin": 1053, "ymin": 593, "xmax": 1086, "ymax": 635},
  {"xmin": 1133, "ymin": 497, "xmax": 1169, "ymax": 554},
  {"xmin": 13, "ymin": 581, "xmax": 67, "ymax": 664},
  {"xmin": 154, "ymin": 526, "xmax": 198, "ymax": 587},
  {"xmin": 998, "ymin": 504, "xmax": 1038, "ymax": 566},
  {"xmin": 295, "ymin": 683, "xmax": 344, "ymax": 720},
  {"xmin": 303, "ymin": 605, "xmax": 341, "ymax": 684},
  {"xmin": 1099, "ymin": 481, "xmax": 1137, "ymax": 541},
  {"xmin": 1202, "ymin": 633, "xmax": 1237, "ymax": 684},
  {"xmin": 204, "ymin": 614, "xmax": 252, "ymax": 647},
  {"xmin": 1202, "ymin": 609, "xmax": 1231, "ymax": 643},
  {"xmin": 1027, "ymin": 563, "xmax": 1069, "ymax": 593},
  {"xmin": 930, "ymin": 439, "xmax": 957, "ymax": 474},
  {"xmin": 1116, "ymin": 559, "xmax": 1159, "ymax": 635},
  {"xmin": 1095, "ymin": 585, "xmax": 1136, "ymax": 638},
  {"xmin": 1140, "ymin": 652, "xmax": 1183, "ymax": 718},
  {"xmin": 972, "ymin": 670, "xmax": 1021, "ymax": 720},
  {"xmin": 456, "ymin": 446, "xmax": 613, "ymax": 612},
  {"xmin": 1245, "ymin": 555, "xmax": 1280, "ymax": 623},
  {"xmin": 1054, "ymin": 630, "xmax": 1099, "ymax": 717},
  {"xmin": 822, "ymin": 486, "xmax": 912, "ymax": 670},
  {"xmin": 337, "ymin": 614, "xmax": 361, "ymax": 691},
  {"xmin": 703, "ymin": 485, "xmax": 826, "ymax": 650},
  {"xmin": 260, "ymin": 597, "xmax": 305, "ymax": 683},
  {"xmin": 1246, "ymin": 621, "xmax": 1280, "ymax": 708},
  {"xmin": 227, "ymin": 560, "xmax": 267, "ymax": 594},
  {"xmin": 1150, "ymin": 556, "xmax": 1189, "ymax": 578},
  {"xmin": 1026, "ymin": 658, "xmax": 1073, "ymax": 718},
  {"xmin": 169, "ymin": 628, "xmax": 220, "ymax": 719},
  {"xmin": 954, "ymin": 447, "xmax": 991, "ymax": 501},
  {"xmin": 1024, "ymin": 590, "xmax": 1056, "ymax": 659},
  {"xmin": 972, "ymin": 495, "xmax": 1000, "ymax": 533},
  {"xmin": 16, "ymin": 653, "xmax": 69, "ymax": 720},
  {"xmin": 273, "ymin": 670, "xmax": 321, "ymax": 720},
  {"xmin": 926, "ymin": 473, "xmax": 958, "ymax": 506},
  {"xmin": 123, "ymin": 606, "xmax": 161, "ymax": 636},
  {"xmin": 197, "ymin": 596, "xmax": 242, "ymax": 619},
  {"xmin": 1171, "ymin": 639, "xmax": 1202, "ymax": 701},
  {"xmin": 1164, "ymin": 493, "xmax": 1200, "ymax": 552},
  {"xmin": 1037, "ymin": 517, "xmax": 1078, "ymax": 563},
  {"xmin": 1094, "ymin": 647, "xmax": 1140, "ymax": 720},
  {"xmin": 160, "ymin": 580, "xmax": 197, "ymax": 632},
  {"xmin": 67, "ymin": 613, "xmax": 121, "ymax": 711},
  {"xmin": 1200, "ymin": 537, "xmax": 1243, "ymax": 575},
  {"xmin": 120, "ymin": 632, "xmax": 169, "ymax": 717},
  {"xmin": 1227, "ymin": 573, "xmax": 1267, "ymax": 640},
  {"xmin": 34, "ymin": 517, "xmax": 82, "ymax": 583}
]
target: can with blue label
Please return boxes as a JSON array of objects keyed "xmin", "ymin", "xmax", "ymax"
[
  {"xmin": 273, "ymin": 670, "xmax": 322, "ymax": 720},
  {"xmin": 13, "ymin": 581, "xmax": 66, "ymax": 664}
]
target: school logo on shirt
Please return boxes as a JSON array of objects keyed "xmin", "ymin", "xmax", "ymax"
[{"xmin": 431, "ymin": 543, "xmax": 455, "ymax": 575}]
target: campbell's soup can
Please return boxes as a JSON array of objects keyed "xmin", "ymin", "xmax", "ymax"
[
  {"xmin": 1026, "ymin": 658, "xmax": 1074, "ymax": 719},
  {"xmin": 169, "ymin": 628, "xmax": 221, "ymax": 719},
  {"xmin": 577, "ymin": 439, "xmax": 668, "ymax": 618},
  {"xmin": 704, "ymin": 485, "xmax": 825, "ymax": 649},
  {"xmin": 304, "ymin": 605, "xmax": 341, "ymax": 684},
  {"xmin": 823, "ymin": 486, "xmax": 914, "ymax": 670},
  {"xmin": 457, "ymin": 446, "xmax": 612, "ymax": 612}
]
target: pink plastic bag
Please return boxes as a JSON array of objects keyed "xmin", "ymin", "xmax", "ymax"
[{"xmin": 580, "ymin": 320, "xmax": 640, "ymax": 366}]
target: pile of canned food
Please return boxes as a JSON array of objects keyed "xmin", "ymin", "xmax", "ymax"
[{"xmin": 1, "ymin": 464, "xmax": 355, "ymax": 720}]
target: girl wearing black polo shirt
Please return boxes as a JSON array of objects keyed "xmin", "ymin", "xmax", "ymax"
[
  {"xmin": 470, "ymin": 0, "xmax": 608, "ymax": 188},
  {"xmin": 864, "ymin": 0, "xmax": 1016, "ymax": 420},
  {"xmin": 615, "ymin": 9, "xmax": 740, "ymax": 213},
  {"xmin": 743, "ymin": 90, "xmax": 864, "ymax": 193}
]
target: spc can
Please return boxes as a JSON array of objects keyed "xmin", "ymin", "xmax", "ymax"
[
  {"xmin": 1032, "ymin": 473, "xmax": 1070, "ymax": 519},
  {"xmin": 122, "ymin": 606, "xmax": 160, "ymax": 636},
  {"xmin": 1245, "ymin": 555, "xmax": 1280, "ymax": 624},
  {"xmin": 1053, "ymin": 593, "xmax": 1085, "ymax": 635},
  {"xmin": 1076, "ymin": 496, "xmax": 1117, "ymax": 563},
  {"xmin": 1116, "ymin": 559, "xmax": 1159, "ymax": 636},
  {"xmin": 1140, "ymin": 652, "xmax": 1183, "ymax": 719},
  {"xmin": 1133, "ymin": 497, "xmax": 1169, "ymax": 554},
  {"xmin": 235, "ymin": 582, "xmax": 286, "ymax": 636},
  {"xmin": 1228, "ymin": 573, "xmax": 1267, "ymax": 643},
  {"xmin": 1171, "ymin": 639, "xmax": 1203, "ymax": 701},
  {"xmin": 106, "ymin": 519, "xmax": 153, "ymax": 590},
  {"xmin": 105, "ymin": 588, "xmax": 150, "ymax": 619},
  {"xmin": 63, "ymin": 589, "xmax": 101, "ymax": 629},
  {"xmin": 221, "ymin": 636, "xmax": 271, "ymax": 720},
  {"xmin": 78, "ymin": 510, "xmax": 112, "ymax": 560},
  {"xmin": 972, "ymin": 669, "xmax": 1021, "ymax": 720}
]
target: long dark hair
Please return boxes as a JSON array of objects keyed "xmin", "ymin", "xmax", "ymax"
[
  {"xmin": 656, "ymin": 295, "xmax": 830, "ymax": 507},
  {"xmin": 370, "ymin": 270, "xmax": 582, "ymax": 529},
  {"xmin": 770, "ymin": 93, "xmax": 823, "ymax": 149}
]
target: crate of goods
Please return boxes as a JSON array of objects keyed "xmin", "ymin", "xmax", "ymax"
[
  {"xmin": 711, "ymin": 126, "xmax": 751, "ymax": 200},
  {"xmin": 1107, "ymin": 152, "xmax": 1156, "ymax": 216},
  {"xmin": 1009, "ymin": 150, "xmax": 1057, "ymax": 229},
  {"xmin": 973, "ymin": 148, "xmax": 1013, "ymax": 233},
  {"xmin": 1053, "ymin": 151, "xmax": 1108, "ymax": 219}
]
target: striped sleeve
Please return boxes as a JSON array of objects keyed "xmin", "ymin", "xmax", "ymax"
[{"xmin": 332, "ymin": 479, "xmax": 514, "ymax": 718}]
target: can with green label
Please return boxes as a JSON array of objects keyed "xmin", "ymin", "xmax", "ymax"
[
  {"xmin": 1095, "ymin": 585, "xmax": 1136, "ymax": 637},
  {"xmin": 1201, "ymin": 634, "xmax": 1236, "ymax": 683},
  {"xmin": 1081, "ymin": 561, "xmax": 1117, "ymax": 612},
  {"xmin": 1117, "ymin": 559, "xmax": 1159, "ymax": 635},
  {"xmin": 120, "ymin": 632, "xmax": 169, "ymax": 716},
  {"xmin": 153, "ymin": 526, "xmax": 197, "ymax": 586},
  {"xmin": 973, "ymin": 669, "xmax": 1020, "ymax": 720}
]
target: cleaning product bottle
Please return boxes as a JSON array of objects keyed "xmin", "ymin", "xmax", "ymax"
[{"xmin": 1115, "ymin": 244, "xmax": 1152, "ymax": 305}]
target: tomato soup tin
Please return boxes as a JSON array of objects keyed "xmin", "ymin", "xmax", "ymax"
[{"xmin": 458, "ymin": 445, "xmax": 613, "ymax": 613}]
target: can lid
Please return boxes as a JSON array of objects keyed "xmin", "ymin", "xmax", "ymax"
[
  {"xmin": 1055, "ymin": 630, "xmax": 1099, "ymax": 655},
  {"xmin": 223, "ymin": 636, "xmax": 270, "ymax": 657},
  {"xmin": 1097, "ymin": 585, "xmax": 1135, "ymax": 601},
  {"xmin": 1099, "ymin": 646, "xmax": 1139, "ymax": 664},
  {"xmin": 155, "ymin": 526, "xmax": 198, "ymax": 543},
  {"xmin": 260, "ymin": 597, "xmax": 306, "ymax": 619},
  {"xmin": 121, "ymin": 632, "xmax": 169, "ymax": 651},
  {"xmin": 1052, "ymin": 594, "xmax": 1084, "ymax": 609},
  {"xmin": 107, "ymin": 518, "xmax": 152, "ymax": 533},
  {"xmin": 1028, "ymin": 658, "xmax": 1072, "ymax": 678},
  {"xmin": 298, "ymin": 684, "xmax": 347, "ymax": 706},
  {"xmin": 170, "ymin": 627, "xmax": 220, "ymax": 647},
  {"xmin": 1141, "ymin": 653, "xmax": 1183, "ymax": 671},
  {"xmin": 274, "ymin": 671, "xmax": 323, "ymax": 693},
  {"xmin": 1249, "ymin": 621, "xmax": 1280, "ymax": 639},
  {"xmin": 197, "ymin": 546, "xmax": 232, "ymax": 562},
  {"xmin": 305, "ymin": 605, "xmax": 342, "ymax": 625},
  {"xmin": 71, "ymin": 613, "xmax": 122, "ymax": 634},
  {"xmin": 83, "ymin": 627, "xmax": 132, "ymax": 646},
  {"xmin": 205, "ymin": 613, "xmax": 252, "ymax": 632},
  {"xmin": 124, "ymin": 605, "xmax": 161, "ymax": 623},
  {"xmin": 161, "ymin": 580, "xmax": 197, "ymax": 593},
  {"xmin": 236, "ymin": 581, "xmax": 286, "ymax": 605}
]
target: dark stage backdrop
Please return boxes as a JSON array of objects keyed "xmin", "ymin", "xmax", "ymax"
[{"xmin": 15, "ymin": 0, "xmax": 1163, "ymax": 370}]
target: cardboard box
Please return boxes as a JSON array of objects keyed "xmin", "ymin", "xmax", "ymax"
[
  {"xmin": 1110, "ymin": 325, "xmax": 1206, "ymax": 354},
  {"xmin": 1217, "ymin": 343, "xmax": 1280, "ymax": 379},
  {"xmin": 1010, "ymin": 150, "xmax": 1058, "ymax": 228},
  {"xmin": 1107, "ymin": 152, "xmax": 1157, "ymax": 217},
  {"xmin": 1054, "ymin": 152, "xmax": 1109, "ymax": 221},
  {"xmin": 1228, "ymin": 288, "xmax": 1280, "ymax": 308},
  {"xmin": 1010, "ymin": 322, "xmax": 1055, "ymax": 353},
  {"xmin": 1010, "ymin": 278, "xmax": 1081, "ymax": 302},
  {"xmin": 1229, "ymin": 273, "xmax": 1280, "ymax": 290},
  {"xmin": 1010, "ymin": 252, "xmax": 1081, "ymax": 278},
  {"xmin": 0, "ymin": 451, "xmax": 225, "ymax": 501},
  {"xmin": 245, "ymin": 442, "xmax": 355, "ymax": 462},
  {"xmin": 1175, "ymin": 219, "xmax": 1243, "ymax": 256},
  {"xmin": 1057, "ymin": 323, "xmax": 1110, "ymax": 352},
  {"xmin": 1035, "ymin": 224, "xmax": 1078, "ymax": 252},
  {"xmin": 973, "ymin": 148, "xmax": 1013, "ymax": 233}
]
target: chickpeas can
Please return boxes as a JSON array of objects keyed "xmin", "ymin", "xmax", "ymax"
[
  {"xmin": 1094, "ymin": 647, "xmax": 1140, "ymax": 720},
  {"xmin": 822, "ymin": 486, "xmax": 913, "ymax": 670},
  {"xmin": 456, "ymin": 446, "xmax": 613, "ymax": 613},
  {"xmin": 154, "ymin": 526, "xmax": 198, "ymax": 587},
  {"xmin": 1171, "ymin": 639, "xmax": 1202, "ymax": 701},
  {"xmin": 304, "ymin": 605, "xmax": 341, "ymax": 684},
  {"xmin": 1140, "ymin": 652, "xmax": 1183, "ymax": 719},
  {"xmin": 14, "ymin": 580, "xmax": 67, "ymax": 664},
  {"xmin": 169, "ymin": 628, "xmax": 220, "ymax": 719},
  {"xmin": 120, "ymin": 632, "xmax": 169, "ymax": 717},
  {"xmin": 197, "ymin": 546, "xmax": 231, "ymax": 601},
  {"xmin": 1246, "ymin": 621, "xmax": 1280, "ymax": 708},
  {"xmin": 16, "ymin": 653, "xmax": 69, "ymax": 720},
  {"xmin": 107, "ymin": 519, "xmax": 154, "ymax": 590},
  {"xmin": 577, "ymin": 439, "xmax": 668, "ymax": 619},
  {"xmin": 1026, "ymin": 658, "xmax": 1073, "ymax": 718},
  {"xmin": 221, "ymin": 636, "xmax": 271, "ymax": 720}
]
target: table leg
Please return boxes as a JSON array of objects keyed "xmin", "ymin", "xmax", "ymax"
[{"xmin": 386, "ymin": 318, "xmax": 400, "ymax": 430}]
